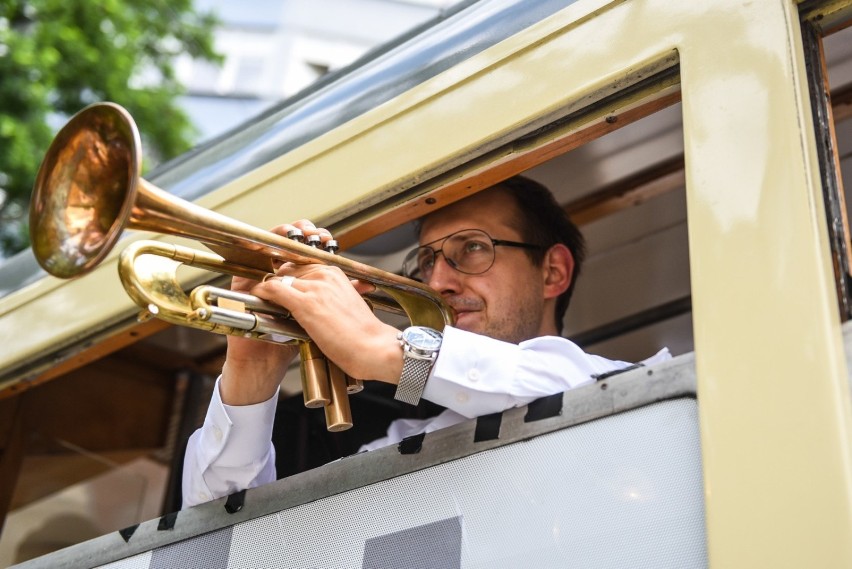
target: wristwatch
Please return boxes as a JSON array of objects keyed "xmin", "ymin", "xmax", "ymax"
[{"xmin": 394, "ymin": 326, "xmax": 443, "ymax": 405}]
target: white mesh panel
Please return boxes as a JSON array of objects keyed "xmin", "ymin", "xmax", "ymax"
[
  {"xmin": 96, "ymin": 550, "xmax": 151, "ymax": 569},
  {"xmin": 226, "ymin": 399, "xmax": 706, "ymax": 568}
]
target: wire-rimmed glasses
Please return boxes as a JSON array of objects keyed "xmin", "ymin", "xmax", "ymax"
[{"xmin": 402, "ymin": 228, "xmax": 544, "ymax": 282}]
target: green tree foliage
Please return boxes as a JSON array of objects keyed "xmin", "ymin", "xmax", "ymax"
[{"xmin": 0, "ymin": 0, "xmax": 221, "ymax": 255}]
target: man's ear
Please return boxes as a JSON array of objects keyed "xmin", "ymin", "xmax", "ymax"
[{"xmin": 541, "ymin": 244, "xmax": 574, "ymax": 300}]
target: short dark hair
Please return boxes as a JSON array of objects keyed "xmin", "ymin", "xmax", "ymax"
[{"xmin": 497, "ymin": 176, "xmax": 586, "ymax": 334}]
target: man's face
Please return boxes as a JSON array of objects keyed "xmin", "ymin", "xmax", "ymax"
[{"xmin": 418, "ymin": 187, "xmax": 551, "ymax": 344}]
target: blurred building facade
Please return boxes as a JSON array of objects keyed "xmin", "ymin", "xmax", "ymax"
[{"xmin": 177, "ymin": 0, "xmax": 462, "ymax": 144}]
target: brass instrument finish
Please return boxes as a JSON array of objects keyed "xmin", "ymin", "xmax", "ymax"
[
  {"xmin": 29, "ymin": 102, "xmax": 455, "ymax": 432},
  {"xmin": 30, "ymin": 103, "xmax": 140, "ymax": 279}
]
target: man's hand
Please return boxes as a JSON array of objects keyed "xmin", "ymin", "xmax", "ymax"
[
  {"xmin": 219, "ymin": 276, "xmax": 298, "ymax": 405},
  {"xmin": 219, "ymin": 219, "xmax": 404, "ymax": 406},
  {"xmin": 218, "ymin": 220, "xmax": 318, "ymax": 405},
  {"xmin": 250, "ymin": 221, "xmax": 404, "ymax": 385}
]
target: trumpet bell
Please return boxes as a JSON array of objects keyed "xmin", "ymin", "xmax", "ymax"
[{"xmin": 29, "ymin": 103, "xmax": 141, "ymax": 279}]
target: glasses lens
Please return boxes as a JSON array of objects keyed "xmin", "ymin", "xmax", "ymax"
[
  {"xmin": 402, "ymin": 229, "xmax": 498, "ymax": 281},
  {"xmin": 444, "ymin": 229, "xmax": 495, "ymax": 275},
  {"xmin": 402, "ymin": 246, "xmax": 433, "ymax": 280}
]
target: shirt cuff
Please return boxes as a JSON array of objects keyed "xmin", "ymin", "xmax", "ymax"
[
  {"xmin": 423, "ymin": 326, "xmax": 517, "ymax": 418},
  {"xmin": 204, "ymin": 376, "xmax": 279, "ymax": 468}
]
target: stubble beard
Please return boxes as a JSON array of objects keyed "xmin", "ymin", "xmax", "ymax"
[{"xmin": 478, "ymin": 293, "xmax": 545, "ymax": 344}]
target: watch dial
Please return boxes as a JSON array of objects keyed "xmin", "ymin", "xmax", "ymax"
[{"xmin": 405, "ymin": 327, "xmax": 442, "ymax": 350}]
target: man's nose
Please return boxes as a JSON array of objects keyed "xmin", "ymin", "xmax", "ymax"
[{"xmin": 426, "ymin": 253, "xmax": 461, "ymax": 294}]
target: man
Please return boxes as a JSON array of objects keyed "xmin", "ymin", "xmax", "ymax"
[{"xmin": 181, "ymin": 176, "xmax": 669, "ymax": 508}]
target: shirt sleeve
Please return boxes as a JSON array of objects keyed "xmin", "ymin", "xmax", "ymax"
[
  {"xmin": 181, "ymin": 377, "xmax": 279, "ymax": 509},
  {"xmin": 422, "ymin": 325, "xmax": 667, "ymax": 418}
]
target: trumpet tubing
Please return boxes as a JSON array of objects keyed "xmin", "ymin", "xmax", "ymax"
[{"xmin": 29, "ymin": 102, "xmax": 455, "ymax": 432}]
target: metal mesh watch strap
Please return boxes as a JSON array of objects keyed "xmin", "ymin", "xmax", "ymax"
[{"xmin": 394, "ymin": 355, "xmax": 433, "ymax": 405}]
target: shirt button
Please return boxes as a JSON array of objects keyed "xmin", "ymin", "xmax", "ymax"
[
  {"xmin": 212, "ymin": 426, "xmax": 223, "ymax": 442},
  {"xmin": 198, "ymin": 492, "xmax": 209, "ymax": 501},
  {"xmin": 468, "ymin": 369, "xmax": 480, "ymax": 382},
  {"xmin": 455, "ymin": 392, "xmax": 469, "ymax": 404}
]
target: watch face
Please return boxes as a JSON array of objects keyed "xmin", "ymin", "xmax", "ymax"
[{"xmin": 403, "ymin": 326, "xmax": 442, "ymax": 351}]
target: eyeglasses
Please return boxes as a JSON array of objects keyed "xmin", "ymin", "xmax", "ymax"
[{"xmin": 402, "ymin": 228, "xmax": 544, "ymax": 282}]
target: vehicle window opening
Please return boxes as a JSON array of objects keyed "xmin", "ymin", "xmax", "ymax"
[{"xmin": 801, "ymin": 14, "xmax": 852, "ymax": 319}]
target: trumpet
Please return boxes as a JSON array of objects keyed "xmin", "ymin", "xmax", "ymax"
[{"xmin": 29, "ymin": 102, "xmax": 454, "ymax": 431}]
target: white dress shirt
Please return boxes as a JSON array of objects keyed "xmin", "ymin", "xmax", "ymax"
[{"xmin": 182, "ymin": 326, "xmax": 670, "ymax": 508}]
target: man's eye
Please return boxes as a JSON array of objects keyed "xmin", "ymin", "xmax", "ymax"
[{"xmin": 462, "ymin": 240, "xmax": 488, "ymax": 253}]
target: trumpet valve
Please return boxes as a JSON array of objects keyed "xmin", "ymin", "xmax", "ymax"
[
  {"xmin": 299, "ymin": 341, "xmax": 332, "ymax": 408},
  {"xmin": 324, "ymin": 239, "xmax": 339, "ymax": 254},
  {"xmin": 325, "ymin": 362, "xmax": 354, "ymax": 432},
  {"xmin": 287, "ymin": 228, "xmax": 306, "ymax": 243}
]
